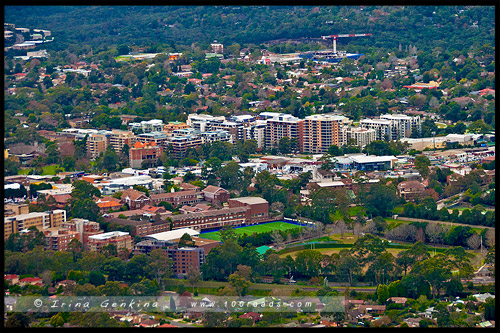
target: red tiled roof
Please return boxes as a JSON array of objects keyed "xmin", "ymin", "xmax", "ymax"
[
  {"xmin": 4, "ymin": 274, "xmax": 19, "ymax": 279},
  {"xmin": 203, "ymin": 185, "xmax": 227, "ymax": 194},
  {"xmin": 97, "ymin": 201, "xmax": 122, "ymax": 208},
  {"xmin": 20, "ymin": 277, "xmax": 42, "ymax": 282}
]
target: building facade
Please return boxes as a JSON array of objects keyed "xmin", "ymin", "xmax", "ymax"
[
  {"xmin": 129, "ymin": 141, "xmax": 162, "ymax": 169},
  {"xmin": 86, "ymin": 134, "xmax": 108, "ymax": 160},
  {"xmin": 303, "ymin": 114, "xmax": 348, "ymax": 153},
  {"xmin": 228, "ymin": 197, "xmax": 269, "ymax": 224},
  {"xmin": 87, "ymin": 231, "xmax": 133, "ymax": 252},
  {"xmin": 344, "ymin": 127, "xmax": 377, "ymax": 148},
  {"xmin": 4, "ymin": 209, "xmax": 67, "ymax": 239},
  {"xmin": 265, "ymin": 114, "xmax": 304, "ymax": 151}
]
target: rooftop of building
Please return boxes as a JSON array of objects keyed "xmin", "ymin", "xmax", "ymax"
[
  {"xmin": 229, "ymin": 196, "xmax": 268, "ymax": 205},
  {"xmin": 143, "ymin": 228, "xmax": 200, "ymax": 242},
  {"xmin": 88, "ymin": 231, "xmax": 130, "ymax": 240}
]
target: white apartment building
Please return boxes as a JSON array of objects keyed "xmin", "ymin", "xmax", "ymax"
[
  {"xmin": 380, "ymin": 114, "xmax": 421, "ymax": 139},
  {"xmin": 244, "ymin": 121, "xmax": 267, "ymax": 149},
  {"xmin": 359, "ymin": 118, "xmax": 394, "ymax": 141},
  {"xmin": 187, "ymin": 114, "xmax": 224, "ymax": 132},
  {"xmin": 128, "ymin": 119, "xmax": 164, "ymax": 133},
  {"xmin": 200, "ymin": 130, "xmax": 232, "ymax": 144},
  {"xmin": 344, "ymin": 127, "xmax": 377, "ymax": 148}
]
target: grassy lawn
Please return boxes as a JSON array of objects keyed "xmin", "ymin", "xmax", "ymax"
[
  {"xmin": 18, "ymin": 168, "xmax": 31, "ymax": 175},
  {"xmin": 199, "ymin": 221, "xmax": 304, "ymax": 242},
  {"xmin": 282, "ymin": 247, "xmax": 408, "ymax": 259},
  {"xmin": 348, "ymin": 206, "xmax": 366, "ymax": 217},
  {"xmin": 18, "ymin": 164, "xmax": 61, "ymax": 176}
]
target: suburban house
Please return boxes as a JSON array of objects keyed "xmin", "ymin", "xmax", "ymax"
[
  {"xmin": 239, "ymin": 312, "xmax": 263, "ymax": 323},
  {"xmin": 4, "ymin": 274, "xmax": 19, "ymax": 285},
  {"xmin": 397, "ymin": 180, "xmax": 426, "ymax": 201},
  {"xmin": 18, "ymin": 277, "xmax": 44, "ymax": 287}
]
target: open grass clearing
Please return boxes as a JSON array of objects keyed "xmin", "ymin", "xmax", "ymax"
[
  {"xmin": 199, "ymin": 221, "xmax": 304, "ymax": 241},
  {"xmin": 18, "ymin": 164, "xmax": 61, "ymax": 176}
]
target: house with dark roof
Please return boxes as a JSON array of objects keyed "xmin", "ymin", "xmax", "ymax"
[{"xmin": 397, "ymin": 180, "xmax": 426, "ymax": 201}]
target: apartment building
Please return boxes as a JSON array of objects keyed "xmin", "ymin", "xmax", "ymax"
[
  {"xmin": 164, "ymin": 121, "xmax": 188, "ymax": 137},
  {"xmin": 4, "ymin": 209, "xmax": 66, "ymax": 239},
  {"xmin": 170, "ymin": 247, "xmax": 205, "ymax": 276},
  {"xmin": 167, "ymin": 135, "xmax": 203, "ymax": 159},
  {"xmin": 128, "ymin": 119, "xmax": 164, "ymax": 133},
  {"xmin": 135, "ymin": 132, "xmax": 170, "ymax": 151},
  {"xmin": 43, "ymin": 228, "xmax": 81, "ymax": 251},
  {"xmin": 129, "ymin": 141, "xmax": 162, "ymax": 169},
  {"xmin": 4, "ymin": 203, "xmax": 29, "ymax": 216},
  {"xmin": 211, "ymin": 121, "xmax": 245, "ymax": 143},
  {"xmin": 211, "ymin": 41, "xmax": 224, "ymax": 54},
  {"xmin": 86, "ymin": 134, "xmax": 108, "ymax": 160},
  {"xmin": 108, "ymin": 130, "xmax": 136, "ymax": 153},
  {"xmin": 265, "ymin": 113, "xmax": 304, "ymax": 150},
  {"xmin": 200, "ymin": 130, "xmax": 232, "ymax": 144},
  {"xmin": 244, "ymin": 121, "xmax": 266, "ymax": 149},
  {"xmin": 187, "ymin": 114, "xmax": 224, "ymax": 132},
  {"xmin": 87, "ymin": 231, "xmax": 133, "ymax": 252},
  {"xmin": 61, "ymin": 218, "xmax": 103, "ymax": 250},
  {"xmin": 303, "ymin": 114, "xmax": 348, "ymax": 154},
  {"xmin": 359, "ymin": 119, "xmax": 394, "ymax": 141},
  {"xmin": 170, "ymin": 207, "xmax": 247, "ymax": 231},
  {"xmin": 344, "ymin": 127, "xmax": 377, "ymax": 148},
  {"xmin": 380, "ymin": 114, "xmax": 421, "ymax": 139}
]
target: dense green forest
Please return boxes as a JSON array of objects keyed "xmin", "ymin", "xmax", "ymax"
[{"xmin": 5, "ymin": 6, "xmax": 495, "ymax": 54}]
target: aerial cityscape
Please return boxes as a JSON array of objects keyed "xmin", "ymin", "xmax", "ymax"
[{"xmin": 3, "ymin": 5, "xmax": 495, "ymax": 328}]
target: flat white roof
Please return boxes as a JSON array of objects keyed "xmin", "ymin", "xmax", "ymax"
[
  {"xmin": 105, "ymin": 175, "xmax": 152, "ymax": 185},
  {"xmin": 145, "ymin": 228, "xmax": 200, "ymax": 242},
  {"xmin": 350, "ymin": 155, "xmax": 397, "ymax": 163},
  {"xmin": 89, "ymin": 231, "xmax": 129, "ymax": 240},
  {"xmin": 317, "ymin": 181, "xmax": 345, "ymax": 187},
  {"xmin": 230, "ymin": 196, "xmax": 268, "ymax": 204}
]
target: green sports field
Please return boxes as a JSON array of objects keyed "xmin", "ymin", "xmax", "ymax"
[{"xmin": 198, "ymin": 221, "xmax": 304, "ymax": 241}]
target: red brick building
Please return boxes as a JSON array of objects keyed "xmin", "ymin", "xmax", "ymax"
[
  {"xmin": 150, "ymin": 190, "xmax": 201, "ymax": 207},
  {"xmin": 228, "ymin": 197, "xmax": 269, "ymax": 224},
  {"xmin": 43, "ymin": 228, "xmax": 81, "ymax": 251},
  {"xmin": 87, "ymin": 231, "xmax": 133, "ymax": 252},
  {"xmin": 169, "ymin": 207, "xmax": 247, "ymax": 231},
  {"xmin": 121, "ymin": 188, "xmax": 151, "ymax": 209},
  {"xmin": 129, "ymin": 141, "xmax": 162, "ymax": 169},
  {"xmin": 61, "ymin": 218, "xmax": 103, "ymax": 250},
  {"xmin": 202, "ymin": 185, "xmax": 230, "ymax": 205}
]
